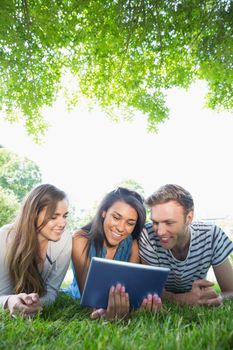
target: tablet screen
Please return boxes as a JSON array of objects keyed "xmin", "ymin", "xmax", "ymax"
[{"xmin": 80, "ymin": 257, "xmax": 170, "ymax": 309}]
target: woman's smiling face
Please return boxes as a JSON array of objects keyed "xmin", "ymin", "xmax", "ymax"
[
  {"xmin": 102, "ymin": 200, "xmax": 138, "ymax": 247},
  {"xmin": 37, "ymin": 199, "xmax": 69, "ymax": 243}
]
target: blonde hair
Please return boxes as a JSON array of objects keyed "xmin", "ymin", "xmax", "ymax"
[{"xmin": 7, "ymin": 184, "xmax": 67, "ymax": 295}]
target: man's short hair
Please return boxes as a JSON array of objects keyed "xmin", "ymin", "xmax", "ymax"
[{"xmin": 146, "ymin": 184, "xmax": 194, "ymax": 215}]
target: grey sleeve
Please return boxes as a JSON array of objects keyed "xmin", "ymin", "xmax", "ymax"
[
  {"xmin": 0, "ymin": 225, "xmax": 14, "ymax": 309},
  {"xmin": 40, "ymin": 232, "xmax": 72, "ymax": 306},
  {"xmin": 0, "ymin": 295, "xmax": 11, "ymax": 309}
]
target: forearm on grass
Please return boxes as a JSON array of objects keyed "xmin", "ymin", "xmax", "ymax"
[
  {"xmin": 220, "ymin": 291, "xmax": 233, "ymax": 301},
  {"xmin": 161, "ymin": 290, "xmax": 189, "ymax": 304}
]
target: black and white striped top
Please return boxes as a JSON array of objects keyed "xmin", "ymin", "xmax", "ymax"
[{"xmin": 139, "ymin": 221, "xmax": 233, "ymax": 293}]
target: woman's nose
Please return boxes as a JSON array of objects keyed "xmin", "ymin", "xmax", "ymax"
[
  {"xmin": 116, "ymin": 220, "xmax": 125, "ymax": 232},
  {"xmin": 58, "ymin": 216, "xmax": 67, "ymax": 227}
]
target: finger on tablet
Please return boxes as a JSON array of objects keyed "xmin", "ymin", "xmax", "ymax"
[
  {"xmin": 106, "ymin": 286, "xmax": 116, "ymax": 320},
  {"xmin": 90, "ymin": 308, "xmax": 106, "ymax": 320},
  {"xmin": 151, "ymin": 294, "xmax": 162, "ymax": 312},
  {"xmin": 119, "ymin": 287, "xmax": 129, "ymax": 318}
]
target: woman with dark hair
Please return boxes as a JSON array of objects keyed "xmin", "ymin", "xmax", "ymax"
[
  {"xmin": 0, "ymin": 184, "xmax": 71, "ymax": 317},
  {"xmin": 65, "ymin": 187, "xmax": 161, "ymax": 320}
]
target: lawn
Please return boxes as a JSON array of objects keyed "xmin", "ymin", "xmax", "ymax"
[{"xmin": 0, "ymin": 293, "xmax": 233, "ymax": 350}]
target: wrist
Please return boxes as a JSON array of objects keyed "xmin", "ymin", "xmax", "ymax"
[
  {"xmin": 169, "ymin": 291, "xmax": 189, "ymax": 305},
  {"xmin": 162, "ymin": 290, "xmax": 191, "ymax": 304},
  {"xmin": 4, "ymin": 295, "xmax": 12, "ymax": 310},
  {"xmin": 161, "ymin": 290, "xmax": 176, "ymax": 303}
]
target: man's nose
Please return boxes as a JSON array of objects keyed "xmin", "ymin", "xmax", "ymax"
[{"xmin": 157, "ymin": 223, "xmax": 166, "ymax": 236}]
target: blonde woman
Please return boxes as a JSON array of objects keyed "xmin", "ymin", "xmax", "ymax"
[{"xmin": 0, "ymin": 184, "xmax": 71, "ymax": 317}]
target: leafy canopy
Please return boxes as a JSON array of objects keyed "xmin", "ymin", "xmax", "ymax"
[
  {"xmin": 0, "ymin": 146, "xmax": 42, "ymax": 225},
  {"xmin": 0, "ymin": 146, "xmax": 42, "ymax": 200},
  {"xmin": 0, "ymin": 187, "xmax": 19, "ymax": 227},
  {"xmin": 0, "ymin": 0, "xmax": 232, "ymax": 138}
]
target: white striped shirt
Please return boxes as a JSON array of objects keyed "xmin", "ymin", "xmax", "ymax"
[{"xmin": 139, "ymin": 221, "xmax": 233, "ymax": 293}]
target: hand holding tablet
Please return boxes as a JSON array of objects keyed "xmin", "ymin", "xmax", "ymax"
[{"xmin": 80, "ymin": 257, "xmax": 170, "ymax": 310}]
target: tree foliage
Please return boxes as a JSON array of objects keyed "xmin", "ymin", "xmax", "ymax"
[
  {"xmin": 0, "ymin": 147, "xmax": 42, "ymax": 201},
  {"xmin": 0, "ymin": 0, "xmax": 232, "ymax": 138},
  {"xmin": 77, "ymin": 179, "xmax": 146, "ymax": 228},
  {"xmin": 117, "ymin": 178, "xmax": 145, "ymax": 196},
  {"xmin": 0, "ymin": 186, "xmax": 19, "ymax": 227}
]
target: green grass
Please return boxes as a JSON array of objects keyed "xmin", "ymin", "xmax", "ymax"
[{"xmin": 1, "ymin": 293, "xmax": 233, "ymax": 350}]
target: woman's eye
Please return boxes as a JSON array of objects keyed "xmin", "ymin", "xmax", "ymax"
[{"xmin": 128, "ymin": 222, "xmax": 136, "ymax": 226}]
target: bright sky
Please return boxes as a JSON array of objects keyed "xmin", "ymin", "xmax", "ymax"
[{"xmin": 0, "ymin": 81, "xmax": 233, "ymax": 219}]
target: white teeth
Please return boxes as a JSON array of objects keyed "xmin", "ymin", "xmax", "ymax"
[{"xmin": 112, "ymin": 232, "xmax": 121, "ymax": 238}]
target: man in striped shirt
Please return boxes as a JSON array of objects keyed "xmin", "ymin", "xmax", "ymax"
[{"xmin": 139, "ymin": 184, "xmax": 233, "ymax": 306}]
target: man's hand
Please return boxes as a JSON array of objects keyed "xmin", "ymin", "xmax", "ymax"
[
  {"xmin": 184, "ymin": 279, "xmax": 222, "ymax": 306},
  {"xmin": 91, "ymin": 284, "xmax": 130, "ymax": 321},
  {"xmin": 6, "ymin": 293, "xmax": 42, "ymax": 317}
]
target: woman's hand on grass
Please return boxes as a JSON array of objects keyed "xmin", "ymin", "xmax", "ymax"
[
  {"xmin": 6, "ymin": 293, "xmax": 42, "ymax": 317},
  {"xmin": 91, "ymin": 283, "xmax": 130, "ymax": 321}
]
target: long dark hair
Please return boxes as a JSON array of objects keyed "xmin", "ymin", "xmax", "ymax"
[
  {"xmin": 7, "ymin": 184, "xmax": 67, "ymax": 296},
  {"xmin": 81, "ymin": 187, "xmax": 146, "ymax": 257}
]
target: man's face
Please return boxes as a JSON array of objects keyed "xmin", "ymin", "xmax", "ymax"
[{"xmin": 150, "ymin": 200, "xmax": 193, "ymax": 250}]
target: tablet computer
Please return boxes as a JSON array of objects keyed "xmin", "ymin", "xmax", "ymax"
[{"xmin": 80, "ymin": 257, "xmax": 170, "ymax": 309}]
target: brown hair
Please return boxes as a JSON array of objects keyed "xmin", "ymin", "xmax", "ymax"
[
  {"xmin": 146, "ymin": 184, "xmax": 194, "ymax": 216},
  {"xmin": 7, "ymin": 184, "xmax": 67, "ymax": 296}
]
